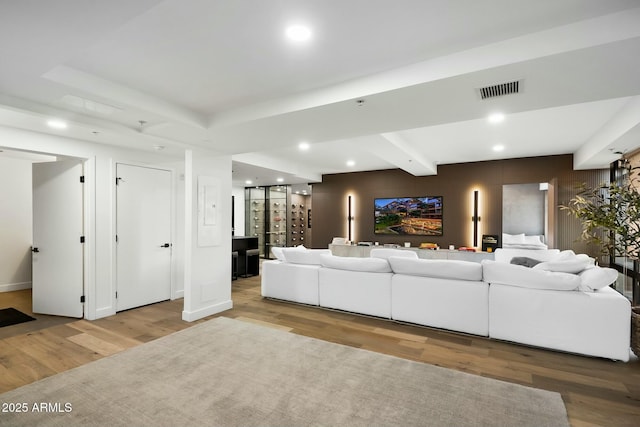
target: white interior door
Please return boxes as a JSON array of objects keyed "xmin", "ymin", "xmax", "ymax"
[
  {"xmin": 32, "ymin": 160, "xmax": 84, "ymax": 317},
  {"xmin": 116, "ymin": 163, "xmax": 171, "ymax": 311}
]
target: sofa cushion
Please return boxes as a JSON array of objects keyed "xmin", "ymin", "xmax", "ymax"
[
  {"xmin": 320, "ymin": 254, "xmax": 392, "ymax": 273},
  {"xmin": 578, "ymin": 266, "xmax": 618, "ymax": 292},
  {"xmin": 482, "ymin": 260, "xmax": 580, "ymax": 290},
  {"xmin": 283, "ymin": 249, "xmax": 331, "ymax": 265},
  {"xmin": 370, "ymin": 248, "xmax": 418, "ymax": 260},
  {"xmin": 388, "ymin": 257, "xmax": 483, "ymax": 281}
]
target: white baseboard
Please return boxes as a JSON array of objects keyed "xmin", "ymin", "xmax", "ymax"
[
  {"xmin": 94, "ymin": 306, "xmax": 116, "ymax": 320},
  {"xmin": 182, "ymin": 299, "xmax": 233, "ymax": 322},
  {"xmin": 0, "ymin": 281, "xmax": 32, "ymax": 293}
]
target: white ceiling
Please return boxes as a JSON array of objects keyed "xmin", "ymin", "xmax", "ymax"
[{"xmin": 1, "ymin": 0, "xmax": 640, "ymax": 187}]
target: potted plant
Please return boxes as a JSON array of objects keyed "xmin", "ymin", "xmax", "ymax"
[{"xmin": 561, "ymin": 158, "xmax": 640, "ymax": 355}]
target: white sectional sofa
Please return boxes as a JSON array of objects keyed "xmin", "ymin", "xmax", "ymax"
[{"xmin": 261, "ymin": 247, "xmax": 632, "ymax": 361}]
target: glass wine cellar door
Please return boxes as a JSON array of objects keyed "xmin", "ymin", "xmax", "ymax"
[{"xmin": 245, "ymin": 185, "xmax": 311, "ymax": 258}]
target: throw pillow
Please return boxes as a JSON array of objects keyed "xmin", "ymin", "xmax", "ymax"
[
  {"xmin": 510, "ymin": 257, "xmax": 542, "ymax": 268},
  {"xmin": 552, "ymin": 250, "xmax": 577, "ymax": 261},
  {"xmin": 283, "ymin": 249, "xmax": 330, "ymax": 265},
  {"xmin": 482, "ymin": 260, "xmax": 580, "ymax": 291},
  {"xmin": 271, "ymin": 246, "xmax": 286, "ymax": 261},
  {"xmin": 578, "ymin": 266, "xmax": 618, "ymax": 291},
  {"xmin": 532, "ymin": 259, "xmax": 592, "ymax": 274},
  {"xmin": 502, "ymin": 233, "xmax": 525, "ymax": 245},
  {"xmin": 523, "ymin": 235, "xmax": 543, "ymax": 245},
  {"xmin": 272, "ymin": 246, "xmax": 307, "ymax": 261}
]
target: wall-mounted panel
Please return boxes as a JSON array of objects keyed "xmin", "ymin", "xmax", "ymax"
[{"xmin": 502, "ymin": 183, "xmax": 545, "ymax": 236}]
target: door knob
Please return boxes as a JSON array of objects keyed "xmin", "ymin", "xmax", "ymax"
[
  {"xmin": 160, "ymin": 243, "xmax": 171, "ymax": 248},
  {"xmin": 32, "ymin": 247, "xmax": 39, "ymax": 253}
]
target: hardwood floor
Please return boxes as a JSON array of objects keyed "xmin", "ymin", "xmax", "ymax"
[
  {"xmin": 1, "ymin": 276, "xmax": 639, "ymax": 426},
  {"xmin": 0, "ymin": 290, "xmax": 80, "ymax": 341}
]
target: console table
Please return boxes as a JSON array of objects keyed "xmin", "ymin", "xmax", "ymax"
[{"xmin": 328, "ymin": 244, "xmax": 494, "ymax": 263}]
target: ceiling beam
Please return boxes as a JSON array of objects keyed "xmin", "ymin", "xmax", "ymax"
[
  {"xmin": 42, "ymin": 66, "xmax": 208, "ymax": 129},
  {"xmin": 574, "ymin": 96, "xmax": 640, "ymax": 169},
  {"xmin": 232, "ymin": 152, "xmax": 322, "ymax": 183},
  {"xmin": 372, "ymin": 133, "xmax": 437, "ymax": 176}
]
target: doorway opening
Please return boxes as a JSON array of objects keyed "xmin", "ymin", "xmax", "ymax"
[{"xmin": 0, "ymin": 149, "xmax": 86, "ymax": 336}]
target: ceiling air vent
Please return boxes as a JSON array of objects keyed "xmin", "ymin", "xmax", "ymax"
[
  {"xmin": 477, "ymin": 80, "xmax": 520, "ymax": 100},
  {"xmin": 60, "ymin": 95, "xmax": 122, "ymax": 115}
]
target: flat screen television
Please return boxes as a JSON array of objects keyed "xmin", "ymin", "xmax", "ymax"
[{"xmin": 374, "ymin": 197, "xmax": 443, "ymax": 236}]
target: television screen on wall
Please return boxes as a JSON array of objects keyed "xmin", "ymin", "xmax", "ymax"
[{"xmin": 374, "ymin": 197, "xmax": 443, "ymax": 236}]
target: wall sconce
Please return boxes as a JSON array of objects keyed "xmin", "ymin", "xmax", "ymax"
[
  {"xmin": 348, "ymin": 195, "xmax": 355, "ymax": 242},
  {"xmin": 472, "ymin": 190, "xmax": 481, "ymax": 247}
]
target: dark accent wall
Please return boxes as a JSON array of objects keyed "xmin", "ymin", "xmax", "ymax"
[{"xmin": 311, "ymin": 155, "xmax": 608, "ymax": 256}]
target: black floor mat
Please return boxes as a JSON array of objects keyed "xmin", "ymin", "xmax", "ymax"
[{"xmin": 0, "ymin": 307, "xmax": 36, "ymax": 328}]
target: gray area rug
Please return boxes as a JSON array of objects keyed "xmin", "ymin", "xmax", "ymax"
[{"xmin": 0, "ymin": 317, "xmax": 569, "ymax": 427}]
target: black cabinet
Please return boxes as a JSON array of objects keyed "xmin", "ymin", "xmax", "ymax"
[{"xmin": 232, "ymin": 236, "xmax": 259, "ymax": 278}]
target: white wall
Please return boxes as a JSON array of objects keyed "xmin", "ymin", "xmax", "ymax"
[
  {"xmin": 0, "ymin": 156, "xmax": 33, "ymax": 292},
  {"xmin": 0, "ymin": 125, "xmax": 185, "ymax": 319},
  {"xmin": 182, "ymin": 150, "xmax": 233, "ymax": 321},
  {"xmin": 232, "ymin": 185, "xmax": 245, "ymax": 236}
]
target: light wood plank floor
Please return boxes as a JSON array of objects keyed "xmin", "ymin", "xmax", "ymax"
[{"xmin": 1, "ymin": 276, "xmax": 639, "ymax": 427}]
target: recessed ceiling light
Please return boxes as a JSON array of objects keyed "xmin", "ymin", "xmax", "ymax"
[
  {"xmin": 276, "ymin": 177, "xmax": 284, "ymax": 183},
  {"xmin": 285, "ymin": 24, "xmax": 312, "ymax": 42},
  {"xmin": 346, "ymin": 160, "xmax": 356, "ymax": 167},
  {"xmin": 245, "ymin": 180, "xmax": 252, "ymax": 185},
  {"xmin": 488, "ymin": 113, "xmax": 505, "ymax": 124},
  {"xmin": 298, "ymin": 142, "xmax": 310, "ymax": 151},
  {"xmin": 47, "ymin": 119, "xmax": 67, "ymax": 129},
  {"xmin": 493, "ymin": 144, "xmax": 505, "ymax": 152}
]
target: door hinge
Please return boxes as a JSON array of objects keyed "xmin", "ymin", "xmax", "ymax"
[
  {"xmin": 80, "ymin": 236, "xmax": 85, "ymax": 243},
  {"xmin": 80, "ymin": 175, "xmax": 85, "ymax": 183},
  {"xmin": 115, "ymin": 235, "xmax": 118, "ymax": 243},
  {"xmin": 115, "ymin": 291, "xmax": 118, "ymax": 299},
  {"xmin": 80, "ymin": 295, "xmax": 85, "ymax": 303}
]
